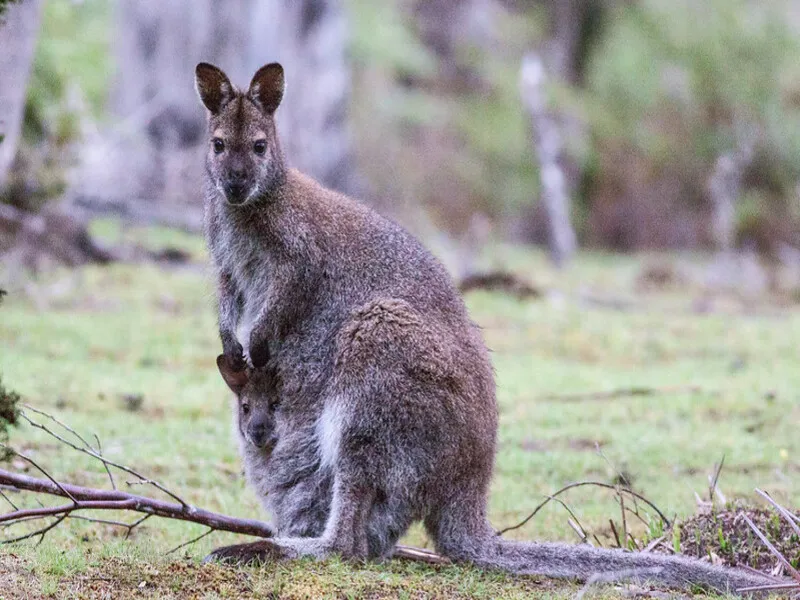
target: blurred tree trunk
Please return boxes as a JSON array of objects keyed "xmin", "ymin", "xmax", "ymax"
[
  {"xmin": 246, "ymin": 0, "xmax": 361, "ymax": 196},
  {"xmin": 76, "ymin": 0, "xmax": 359, "ymax": 220},
  {"xmin": 0, "ymin": 0, "xmax": 43, "ymax": 190},
  {"xmin": 521, "ymin": 54, "xmax": 576, "ymax": 267}
]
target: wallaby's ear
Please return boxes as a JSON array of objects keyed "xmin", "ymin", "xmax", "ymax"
[
  {"xmin": 195, "ymin": 63, "xmax": 235, "ymax": 114},
  {"xmin": 247, "ymin": 63, "xmax": 284, "ymax": 114},
  {"xmin": 217, "ymin": 354, "xmax": 248, "ymax": 394}
]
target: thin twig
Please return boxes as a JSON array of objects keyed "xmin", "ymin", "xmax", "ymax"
[
  {"xmin": 93, "ymin": 434, "xmax": 116, "ymax": 490},
  {"xmin": 567, "ymin": 519, "xmax": 586, "ymax": 542},
  {"xmin": 642, "ymin": 536, "xmax": 665, "ymax": 553},
  {"xmin": 708, "ymin": 454, "xmax": 726, "ymax": 505},
  {"xmin": 544, "ymin": 495, "xmax": 589, "ymax": 542},
  {"xmin": 0, "ymin": 488, "xmax": 19, "ymax": 511},
  {"xmin": 393, "ymin": 545, "xmax": 449, "ymax": 565},
  {"xmin": 67, "ymin": 514, "xmax": 136, "ymax": 529},
  {"xmin": 755, "ymin": 489, "xmax": 800, "ymax": 537},
  {"xmin": 20, "ymin": 411, "xmax": 188, "ymax": 507},
  {"xmin": 0, "ymin": 444, "xmax": 78, "ymax": 505},
  {"xmin": 609, "ymin": 519, "xmax": 621, "ymax": 548},
  {"xmin": 496, "ymin": 481, "xmax": 670, "ymax": 536},
  {"xmin": 1, "ymin": 514, "xmax": 68, "ymax": 545},
  {"xmin": 739, "ymin": 512, "xmax": 800, "ymax": 585},
  {"xmin": 23, "ymin": 404, "xmax": 96, "ymax": 451},
  {"xmin": 125, "ymin": 514, "xmax": 151, "ymax": 540},
  {"xmin": 736, "ymin": 582, "xmax": 800, "ymax": 593},
  {"xmin": 166, "ymin": 527, "xmax": 214, "ymax": 555}
]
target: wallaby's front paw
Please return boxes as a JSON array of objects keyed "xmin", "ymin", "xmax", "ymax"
[
  {"xmin": 202, "ymin": 540, "xmax": 286, "ymax": 566},
  {"xmin": 221, "ymin": 334, "xmax": 246, "ymax": 372},
  {"xmin": 249, "ymin": 335, "xmax": 270, "ymax": 369}
]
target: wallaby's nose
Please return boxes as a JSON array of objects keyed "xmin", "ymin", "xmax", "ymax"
[{"xmin": 248, "ymin": 422, "xmax": 271, "ymax": 448}]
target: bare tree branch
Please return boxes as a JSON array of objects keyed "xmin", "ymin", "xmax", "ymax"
[
  {"xmin": 496, "ymin": 481, "xmax": 670, "ymax": 537},
  {"xmin": 0, "ymin": 467, "xmax": 274, "ymax": 541},
  {"xmin": 19, "ymin": 410, "xmax": 187, "ymax": 507},
  {"xmin": 166, "ymin": 527, "xmax": 215, "ymax": 555}
]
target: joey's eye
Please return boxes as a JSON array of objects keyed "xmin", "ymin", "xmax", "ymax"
[
  {"xmin": 253, "ymin": 140, "xmax": 267, "ymax": 156},
  {"xmin": 241, "ymin": 402, "xmax": 250, "ymax": 415},
  {"xmin": 213, "ymin": 138, "xmax": 225, "ymax": 154}
]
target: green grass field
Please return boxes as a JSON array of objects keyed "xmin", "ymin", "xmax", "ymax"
[{"xmin": 1, "ymin": 223, "xmax": 798, "ymax": 599}]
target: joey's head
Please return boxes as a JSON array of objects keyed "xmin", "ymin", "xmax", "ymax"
[
  {"xmin": 195, "ymin": 62, "xmax": 287, "ymax": 206},
  {"xmin": 217, "ymin": 355, "xmax": 280, "ymax": 451}
]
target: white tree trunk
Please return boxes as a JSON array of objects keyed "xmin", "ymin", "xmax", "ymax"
[
  {"xmin": 0, "ymin": 0, "xmax": 43, "ymax": 189},
  {"xmin": 520, "ymin": 53, "xmax": 577, "ymax": 267},
  {"xmin": 246, "ymin": 0, "xmax": 360, "ymax": 195},
  {"xmin": 75, "ymin": 0, "xmax": 359, "ymax": 213},
  {"xmin": 708, "ymin": 137, "xmax": 754, "ymax": 252}
]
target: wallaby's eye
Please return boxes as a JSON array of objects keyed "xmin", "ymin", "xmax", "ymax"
[
  {"xmin": 253, "ymin": 140, "xmax": 267, "ymax": 156},
  {"xmin": 241, "ymin": 402, "xmax": 250, "ymax": 415},
  {"xmin": 213, "ymin": 138, "xmax": 225, "ymax": 154}
]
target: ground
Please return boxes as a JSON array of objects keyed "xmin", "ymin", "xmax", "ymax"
[{"xmin": 1, "ymin": 221, "xmax": 798, "ymax": 599}]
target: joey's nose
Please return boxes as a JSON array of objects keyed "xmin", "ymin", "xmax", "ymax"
[{"xmin": 248, "ymin": 423, "xmax": 271, "ymax": 448}]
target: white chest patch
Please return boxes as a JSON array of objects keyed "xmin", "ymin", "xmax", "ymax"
[{"xmin": 315, "ymin": 400, "xmax": 345, "ymax": 471}]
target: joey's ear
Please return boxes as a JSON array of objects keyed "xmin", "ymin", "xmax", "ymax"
[
  {"xmin": 217, "ymin": 354, "xmax": 249, "ymax": 394},
  {"xmin": 195, "ymin": 63, "xmax": 235, "ymax": 114},
  {"xmin": 247, "ymin": 63, "xmax": 284, "ymax": 114}
]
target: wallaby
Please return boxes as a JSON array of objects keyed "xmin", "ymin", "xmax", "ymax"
[
  {"xmin": 217, "ymin": 354, "xmax": 333, "ymax": 539},
  {"xmin": 196, "ymin": 62, "xmax": 777, "ymax": 596}
]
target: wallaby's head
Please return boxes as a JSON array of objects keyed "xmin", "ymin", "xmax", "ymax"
[
  {"xmin": 217, "ymin": 355, "xmax": 280, "ymax": 451},
  {"xmin": 195, "ymin": 62, "xmax": 286, "ymax": 206}
]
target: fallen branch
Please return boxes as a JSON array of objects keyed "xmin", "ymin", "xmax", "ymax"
[
  {"xmin": 0, "ymin": 466, "xmax": 274, "ymax": 540},
  {"xmin": 497, "ymin": 481, "xmax": 670, "ymax": 537},
  {"xmin": 0, "ymin": 406, "xmax": 449, "ymax": 565}
]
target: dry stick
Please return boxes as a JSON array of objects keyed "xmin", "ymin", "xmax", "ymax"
[
  {"xmin": 92, "ymin": 433, "xmax": 116, "ymax": 491},
  {"xmin": 0, "ymin": 444, "xmax": 78, "ymax": 505},
  {"xmin": 393, "ymin": 545, "xmax": 449, "ymax": 565},
  {"xmin": 0, "ymin": 467, "xmax": 450, "ymax": 564},
  {"xmin": 166, "ymin": 527, "xmax": 214, "ymax": 556},
  {"xmin": 19, "ymin": 411, "xmax": 187, "ymax": 507},
  {"xmin": 708, "ymin": 454, "xmax": 726, "ymax": 505},
  {"xmin": 544, "ymin": 495, "xmax": 590, "ymax": 543},
  {"xmin": 618, "ymin": 492, "xmax": 628, "ymax": 550},
  {"xmin": 737, "ymin": 582, "xmax": 800, "ymax": 593},
  {"xmin": 0, "ymin": 468, "xmax": 274, "ymax": 539},
  {"xmin": 755, "ymin": 489, "xmax": 800, "ymax": 537},
  {"xmin": 496, "ymin": 481, "xmax": 670, "ymax": 537},
  {"xmin": 739, "ymin": 512, "xmax": 800, "ymax": 585},
  {"xmin": 23, "ymin": 406, "xmax": 118, "ymax": 493},
  {"xmin": 3, "ymin": 514, "xmax": 68, "ymax": 545},
  {"xmin": 0, "ymin": 488, "xmax": 18, "ymax": 511}
]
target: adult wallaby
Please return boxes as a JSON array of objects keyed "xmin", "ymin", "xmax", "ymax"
[{"xmin": 196, "ymin": 62, "xmax": 776, "ymax": 596}]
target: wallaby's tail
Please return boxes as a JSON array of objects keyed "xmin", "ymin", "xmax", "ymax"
[
  {"xmin": 428, "ymin": 506, "xmax": 777, "ymax": 597},
  {"xmin": 477, "ymin": 537, "xmax": 775, "ymax": 596}
]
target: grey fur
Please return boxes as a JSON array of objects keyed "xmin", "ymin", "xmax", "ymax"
[{"xmin": 197, "ymin": 63, "xmax": 777, "ymax": 597}]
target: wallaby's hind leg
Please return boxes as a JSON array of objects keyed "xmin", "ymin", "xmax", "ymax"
[{"xmin": 204, "ymin": 474, "xmax": 374, "ymax": 565}]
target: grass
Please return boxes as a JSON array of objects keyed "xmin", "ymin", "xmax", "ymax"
[{"xmin": 1, "ymin": 224, "xmax": 799, "ymax": 598}]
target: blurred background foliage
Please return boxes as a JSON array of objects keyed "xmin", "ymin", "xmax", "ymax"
[{"xmin": 5, "ymin": 0, "xmax": 800, "ymax": 254}]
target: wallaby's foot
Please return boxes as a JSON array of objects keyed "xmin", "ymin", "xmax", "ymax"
[
  {"xmin": 204, "ymin": 537, "xmax": 361, "ymax": 567},
  {"xmin": 202, "ymin": 540, "xmax": 287, "ymax": 566}
]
